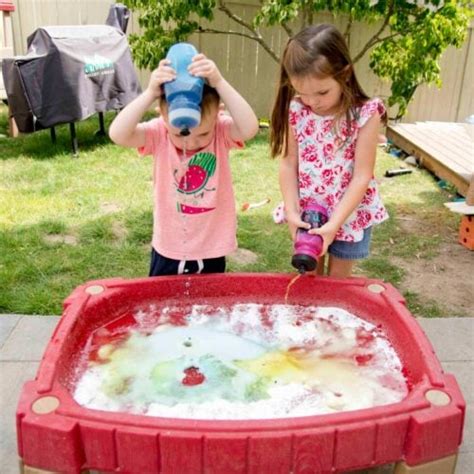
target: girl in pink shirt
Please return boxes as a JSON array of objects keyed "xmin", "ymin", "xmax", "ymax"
[
  {"xmin": 270, "ymin": 24, "xmax": 388, "ymax": 278},
  {"xmin": 110, "ymin": 51, "xmax": 258, "ymax": 276}
]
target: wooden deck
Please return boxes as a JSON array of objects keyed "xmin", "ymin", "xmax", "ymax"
[{"xmin": 386, "ymin": 122, "xmax": 473, "ymax": 197}]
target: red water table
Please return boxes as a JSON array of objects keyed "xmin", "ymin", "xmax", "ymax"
[{"xmin": 17, "ymin": 274, "xmax": 465, "ymax": 473}]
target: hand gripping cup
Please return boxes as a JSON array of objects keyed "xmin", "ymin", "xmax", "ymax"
[{"xmin": 291, "ymin": 203, "xmax": 328, "ymax": 273}]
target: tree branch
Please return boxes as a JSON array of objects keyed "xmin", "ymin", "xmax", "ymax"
[
  {"xmin": 214, "ymin": 1, "xmax": 280, "ymax": 62},
  {"xmin": 352, "ymin": 0, "xmax": 394, "ymax": 63},
  {"xmin": 217, "ymin": 0, "xmax": 257, "ymax": 36},
  {"xmin": 197, "ymin": 27, "xmax": 280, "ymax": 62},
  {"xmin": 198, "ymin": 27, "xmax": 258, "ymax": 42},
  {"xmin": 344, "ymin": 14, "xmax": 353, "ymax": 50},
  {"xmin": 307, "ymin": 5, "xmax": 313, "ymax": 26},
  {"xmin": 282, "ymin": 23, "xmax": 293, "ymax": 37}
]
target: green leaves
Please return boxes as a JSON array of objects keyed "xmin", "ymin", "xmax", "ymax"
[
  {"xmin": 124, "ymin": 0, "xmax": 471, "ymax": 118},
  {"xmin": 370, "ymin": 0, "xmax": 470, "ymax": 117},
  {"xmin": 124, "ymin": 0, "xmax": 216, "ymax": 68},
  {"xmin": 254, "ymin": 0, "xmax": 300, "ymax": 27}
]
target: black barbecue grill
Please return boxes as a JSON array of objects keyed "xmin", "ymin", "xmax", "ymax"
[{"xmin": 1, "ymin": 4, "xmax": 140, "ymax": 154}]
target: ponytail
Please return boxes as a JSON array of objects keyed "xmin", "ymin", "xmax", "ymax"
[{"xmin": 270, "ymin": 56, "xmax": 294, "ymax": 158}]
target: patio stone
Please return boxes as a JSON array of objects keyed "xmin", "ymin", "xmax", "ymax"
[
  {"xmin": 0, "ymin": 361, "xmax": 39, "ymax": 472},
  {"xmin": 0, "ymin": 316, "xmax": 60, "ymax": 361},
  {"xmin": 0, "ymin": 315, "xmax": 21, "ymax": 349},
  {"xmin": 417, "ymin": 317, "xmax": 474, "ymax": 362},
  {"xmin": 443, "ymin": 361, "xmax": 474, "ymax": 404}
]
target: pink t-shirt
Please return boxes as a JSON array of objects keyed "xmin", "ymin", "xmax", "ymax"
[
  {"xmin": 289, "ymin": 97, "xmax": 389, "ymax": 242},
  {"xmin": 138, "ymin": 114, "xmax": 243, "ymax": 260}
]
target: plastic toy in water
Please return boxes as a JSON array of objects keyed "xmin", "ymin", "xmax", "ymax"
[
  {"xmin": 291, "ymin": 203, "xmax": 328, "ymax": 273},
  {"xmin": 164, "ymin": 42, "xmax": 204, "ymax": 136}
]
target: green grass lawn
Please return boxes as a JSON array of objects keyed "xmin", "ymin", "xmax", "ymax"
[{"xmin": 0, "ymin": 106, "xmax": 460, "ymax": 316}]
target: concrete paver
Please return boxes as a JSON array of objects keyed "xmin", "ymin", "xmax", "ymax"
[
  {"xmin": 417, "ymin": 318, "xmax": 474, "ymax": 361},
  {"xmin": 460, "ymin": 405, "xmax": 474, "ymax": 454},
  {"xmin": 456, "ymin": 452, "xmax": 474, "ymax": 472},
  {"xmin": 0, "ymin": 361, "xmax": 39, "ymax": 474},
  {"xmin": 443, "ymin": 361, "xmax": 474, "ymax": 404},
  {"xmin": 0, "ymin": 315, "xmax": 20, "ymax": 349},
  {"xmin": 0, "ymin": 316, "xmax": 60, "ymax": 361},
  {"xmin": 1, "ymin": 314, "xmax": 472, "ymax": 473}
]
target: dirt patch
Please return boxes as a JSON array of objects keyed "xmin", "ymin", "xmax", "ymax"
[
  {"xmin": 394, "ymin": 241, "xmax": 474, "ymax": 317},
  {"xmin": 100, "ymin": 202, "xmax": 122, "ymax": 214},
  {"xmin": 111, "ymin": 221, "xmax": 128, "ymax": 242},
  {"xmin": 43, "ymin": 234, "xmax": 78, "ymax": 245},
  {"xmin": 228, "ymin": 248, "xmax": 259, "ymax": 266}
]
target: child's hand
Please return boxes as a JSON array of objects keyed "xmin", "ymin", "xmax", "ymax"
[
  {"xmin": 286, "ymin": 209, "xmax": 311, "ymax": 241},
  {"xmin": 146, "ymin": 59, "xmax": 176, "ymax": 98},
  {"xmin": 309, "ymin": 222, "xmax": 338, "ymax": 256},
  {"xmin": 188, "ymin": 54, "xmax": 223, "ymax": 88}
]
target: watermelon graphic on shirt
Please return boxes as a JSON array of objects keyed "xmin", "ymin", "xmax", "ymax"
[
  {"xmin": 175, "ymin": 152, "xmax": 217, "ymax": 214},
  {"xmin": 175, "ymin": 152, "xmax": 216, "ymax": 195}
]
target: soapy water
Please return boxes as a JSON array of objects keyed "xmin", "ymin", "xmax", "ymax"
[{"xmin": 74, "ymin": 304, "xmax": 408, "ymax": 419}]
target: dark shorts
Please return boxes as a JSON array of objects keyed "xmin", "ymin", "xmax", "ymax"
[
  {"xmin": 328, "ymin": 227, "xmax": 373, "ymax": 260},
  {"xmin": 149, "ymin": 248, "xmax": 226, "ymax": 277}
]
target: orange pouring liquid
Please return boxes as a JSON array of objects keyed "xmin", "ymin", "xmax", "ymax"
[{"xmin": 284, "ymin": 273, "xmax": 302, "ymax": 304}]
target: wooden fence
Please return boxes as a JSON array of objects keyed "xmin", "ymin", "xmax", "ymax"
[{"xmin": 4, "ymin": 0, "xmax": 473, "ymax": 122}]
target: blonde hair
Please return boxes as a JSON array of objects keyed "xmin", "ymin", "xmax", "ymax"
[{"xmin": 270, "ymin": 24, "xmax": 384, "ymax": 158}]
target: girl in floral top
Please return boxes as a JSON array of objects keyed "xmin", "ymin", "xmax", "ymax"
[{"xmin": 270, "ymin": 24, "xmax": 388, "ymax": 278}]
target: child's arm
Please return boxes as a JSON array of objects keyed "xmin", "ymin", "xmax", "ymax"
[
  {"xmin": 310, "ymin": 113, "xmax": 381, "ymax": 253},
  {"xmin": 279, "ymin": 130, "xmax": 311, "ymax": 239},
  {"xmin": 188, "ymin": 54, "xmax": 259, "ymax": 142},
  {"xmin": 109, "ymin": 60, "xmax": 176, "ymax": 148}
]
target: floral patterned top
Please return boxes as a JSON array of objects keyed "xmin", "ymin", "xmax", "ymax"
[{"xmin": 289, "ymin": 97, "xmax": 389, "ymax": 242}]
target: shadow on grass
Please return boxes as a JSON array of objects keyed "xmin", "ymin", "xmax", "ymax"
[{"xmin": 0, "ymin": 111, "xmax": 117, "ymax": 161}]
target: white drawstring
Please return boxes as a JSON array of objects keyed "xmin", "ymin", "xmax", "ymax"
[
  {"xmin": 177, "ymin": 260, "xmax": 186, "ymax": 275},
  {"xmin": 178, "ymin": 259, "xmax": 204, "ymax": 274}
]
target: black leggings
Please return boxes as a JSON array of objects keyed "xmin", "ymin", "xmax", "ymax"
[{"xmin": 149, "ymin": 248, "xmax": 226, "ymax": 277}]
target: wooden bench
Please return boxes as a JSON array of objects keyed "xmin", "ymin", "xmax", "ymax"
[{"xmin": 386, "ymin": 122, "xmax": 472, "ymax": 197}]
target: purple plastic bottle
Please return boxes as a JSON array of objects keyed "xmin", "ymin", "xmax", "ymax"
[{"xmin": 291, "ymin": 203, "xmax": 328, "ymax": 273}]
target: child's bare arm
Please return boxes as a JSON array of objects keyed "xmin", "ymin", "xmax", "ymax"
[
  {"xmin": 108, "ymin": 91, "xmax": 154, "ymax": 148},
  {"xmin": 109, "ymin": 60, "xmax": 176, "ymax": 148},
  {"xmin": 188, "ymin": 54, "xmax": 259, "ymax": 141}
]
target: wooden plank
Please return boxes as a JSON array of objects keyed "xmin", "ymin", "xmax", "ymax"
[
  {"xmin": 388, "ymin": 124, "xmax": 472, "ymax": 174},
  {"xmin": 417, "ymin": 123, "xmax": 473, "ymax": 149},
  {"xmin": 393, "ymin": 125, "xmax": 472, "ymax": 175},
  {"xmin": 391, "ymin": 124, "xmax": 473, "ymax": 175},
  {"xmin": 389, "ymin": 134, "xmax": 470, "ymax": 180},
  {"xmin": 404, "ymin": 127, "xmax": 472, "ymax": 176},
  {"xmin": 467, "ymin": 175, "xmax": 474, "ymax": 205},
  {"xmin": 386, "ymin": 125, "xmax": 472, "ymax": 197}
]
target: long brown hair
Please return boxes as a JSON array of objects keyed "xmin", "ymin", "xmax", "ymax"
[{"xmin": 270, "ymin": 24, "xmax": 380, "ymax": 158}]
